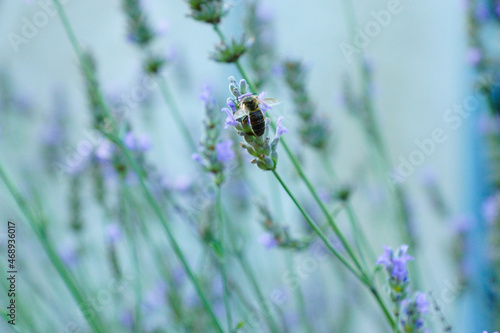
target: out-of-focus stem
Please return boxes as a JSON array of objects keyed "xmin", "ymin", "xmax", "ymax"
[
  {"xmin": 216, "ymin": 186, "xmax": 233, "ymax": 332},
  {"xmin": 0, "ymin": 164, "xmax": 106, "ymax": 333},
  {"xmin": 50, "ymin": 2, "xmax": 223, "ymax": 329},
  {"xmin": 272, "ymin": 169, "xmax": 395, "ymax": 329},
  {"xmin": 156, "ymin": 77, "xmax": 198, "ymax": 152}
]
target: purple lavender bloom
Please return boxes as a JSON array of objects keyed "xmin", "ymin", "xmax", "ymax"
[
  {"xmin": 226, "ymin": 98, "xmax": 237, "ymax": 113},
  {"xmin": 256, "ymin": 3, "xmax": 275, "ymax": 22},
  {"xmin": 258, "ymin": 233, "xmax": 277, "ymax": 249},
  {"xmin": 420, "ymin": 167, "xmax": 437, "ymax": 187},
  {"xmin": 221, "ymin": 108, "xmax": 238, "ymax": 128},
  {"xmin": 143, "ymin": 281, "xmax": 167, "ymax": 311},
  {"xmin": 376, "ymin": 245, "xmax": 393, "ymax": 267},
  {"xmin": 192, "ymin": 153, "xmax": 203, "ymax": 164},
  {"xmin": 467, "ymin": 47, "xmax": 482, "ymax": 66},
  {"xmin": 215, "ymin": 140, "xmax": 235, "ymax": 162},
  {"xmin": 377, "ymin": 245, "xmax": 414, "ymax": 282},
  {"xmin": 58, "ymin": 244, "xmax": 78, "ymax": 267},
  {"xmin": 106, "ymin": 223, "xmax": 122, "ymax": 244},
  {"xmin": 124, "ymin": 132, "xmax": 136, "ymax": 150},
  {"xmin": 124, "ymin": 132, "xmax": 151, "ymax": 152},
  {"xmin": 415, "ymin": 292, "xmax": 429, "ymax": 313},
  {"xmin": 137, "ymin": 134, "xmax": 152, "ymax": 152},
  {"xmin": 274, "ymin": 116, "xmax": 288, "ymax": 140},
  {"xmin": 475, "ymin": 2, "xmax": 490, "ymax": 22},
  {"xmin": 400, "ymin": 292, "xmax": 429, "ymax": 332},
  {"xmin": 482, "ymin": 193, "xmax": 500, "ymax": 225},
  {"xmin": 156, "ymin": 19, "xmax": 170, "ymax": 36},
  {"xmin": 95, "ymin": 140, "xmax": 114, "ymax": 161},
  {"xmin": 119, "ymin": 310, "xmax": 134, "ymax": 328},
  {"xmin": 198, "ymin": 85, "xmax": 213, "ymax": 105},
  {"xmin": 450, "ymin": 214, "xmax": 473, "ymax": 234}
]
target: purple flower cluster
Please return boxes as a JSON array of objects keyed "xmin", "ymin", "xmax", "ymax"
[
  {"xmin": 194, "ymin": 85, "xmax": 235, "ymax": 185},
  {"xmin": 376, "ymin": 244, "xmax": 414, "ymax": 284},
  {"xmin": 400, "ymin": 292, "xmax": 429, "ymax": 332}
]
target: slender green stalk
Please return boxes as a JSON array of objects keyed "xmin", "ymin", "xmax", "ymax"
[
  {"xmin": 50, "ymin": 2, "xmax": 224, "ymax": 329},
  {"xmin": 272, "ymin": 169, "xmax": 395, "ymax": 328},
  {"xmin": 338, "ymin": 0, "xmax": 421, "ymax": 287},
  {"xmin": 114, "ymin": 140, "xmax": 223, "ymax": 332},
  {"xmin": 120, "ymin": 186, "xmax": 142, "ymax": 333},
  {"xmin": 156, "ymin": 77, "xmax": 197, "ymax": 151},
  {"xmin": 0, "ymin": 164, "xmax": 106, "ymax": 333},
  {"xmin": 233, "ymin": 249, "xmax": 282, "ymax": 333},
  {"xmin": 286, "ymin": 254, "xmax": 314, "ymax": 333},
  {"xmin": 320, "ymin": 155, "xmax": 375, "ymax": 276},
  {"xmin": 222, "ymin": 213, "xmax": 281, "ymax": 333},
  {"xmin": 216, "ymin": 186, "xmax": 233, "ymax": 332},
  {"xmin": 271, "ymin": 170, "xmax": 366, "ymax": 284}
]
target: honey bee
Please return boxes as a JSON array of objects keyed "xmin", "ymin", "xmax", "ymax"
[{"xmin": 233, "ymin": 94, "xmax": 281, "ymax": 136}]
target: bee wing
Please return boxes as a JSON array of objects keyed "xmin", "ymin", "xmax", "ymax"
[
  {"xmin": 233, "ymin": 105, "xmax": 249, "ymax": 119},
  {"xmin": 262, "ymin": 98, "xmax": 281, "ymax": 107}
]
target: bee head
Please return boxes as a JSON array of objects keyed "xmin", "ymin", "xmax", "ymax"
[{"xmin": 241, "ymin": 95, "xmax": 258, "ymax": 109}]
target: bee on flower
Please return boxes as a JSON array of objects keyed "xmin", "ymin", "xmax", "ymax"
[{"xmin": 221, "ymin": 76, "xmax": 287, "ymax": 171}]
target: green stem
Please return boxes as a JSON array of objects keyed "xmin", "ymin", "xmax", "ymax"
[
  {"xmin": 120, "ymin": 186, "xmax": 142, "ymax": 333},
  {"xmin": 271, "ymin": 170, "xmax": 366, "ymax": 284},
  {"xmin": 272, "ymin": 169, "xmax": 395, "ymax": 329},
  {"xmin": 50, "ymin": 2, "xmax": 223, "ymax": 329},
  {"xmin": 115, "ymin": 141, "xmax": 224, "ymax": 332},
  {"xmin": 216, "ymin": 186, "xmax": 233, "ymax": 332},
  {"xmin": 156, "ymin": 77, "xmax": 197, "ymax": 152},
  {"xmin": 286, "ymin": 254, "xmax": 314, "ymax": 333},
  {"xmin": 0, "ymin": 164, "xmax": 106, "ymax": 333},
  {"xmin": 339, "ymin": 0, "xmax": 421, "ymax": 288}
]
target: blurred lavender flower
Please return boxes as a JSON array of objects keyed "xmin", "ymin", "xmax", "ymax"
[
  {"xmin": 223, "ymin": 76, "xmax": 287, "ymax": 171},
  {"xmin": 400, "ymin": 292, "xmax": 429, "ymax": 332},
  {"xmin": 194, "ymin": 85, "xmax": 234, "ymax": 185},
  {"xmin": 58, "ymin": 243, "xmax": 79, "ymax": 268},
  {"xmin": 123, "ymin": 131, "xmax": 152, "ymax": 152},
  {"xmin": 119, "ymin": 310, "xmax": 134, "ymax": 328},
  {"xmin": 258, "ymin": 232, "xmax": 277, "ymax": 249},
  {"xmin": 210, "ymin": 35, "xmax": 253, "ymax": 63},
  {"xmin": 482, "ymin": 192, "xmax": 500, "ymax": 225},
  {"xmin": 95, "ymin": 140, "xmax": 115, "ymax": 162},
  {"xmin": 186, "ymin": 0, "xmax": 229, "ymax": 24},
  {"xmin": 106, "ymin": 223, "xmax": 123, "ymax": 244},
  {"xmin": 122, "ymin": 0, "xmax": 154, "ymax": 46},
  {"xmin": 377, "ymin": 245, "xmax": 413, "ymax": 308},
  {"xmin": 282, "ymin": 60, "xmax": 330, "ymax": 149},
  {"xmin": 143, "ymin": 281, "xmax": 168, "ymax": 311},
  {"xmin": 467, "ymin": 47, "xmax": 482, "ymax": 66},
  {"xmin": 42, "ymin": 89, "xmax": 68, "ymax": 172},
  {"xmin": 257, "ymin": 201, "xmax": 305, "ymax": 249},
  {"xmin": 244, "ymin": 1, "xmax": 276, "ymax": 89},
  {"xmin": 215, "ymin": 140, "xmax": 235, "ymax": 162},
  {"xmin": 475, "ymin": 2, "xmax": 490, "ymax": 22}
]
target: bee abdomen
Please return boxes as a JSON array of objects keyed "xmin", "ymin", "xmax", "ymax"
[{"xmin": 249, "ymin": 110, "xmax": 266, "ymax": 136}]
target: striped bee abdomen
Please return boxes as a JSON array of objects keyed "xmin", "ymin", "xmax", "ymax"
[{"xmin": 249, "ymin": 109, "xmax": 266, "ymax": 136}]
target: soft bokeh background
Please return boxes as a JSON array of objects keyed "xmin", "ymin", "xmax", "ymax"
[{"xmin": 0, "ymin": 0, "xmax": 493, "ymax": 332}]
